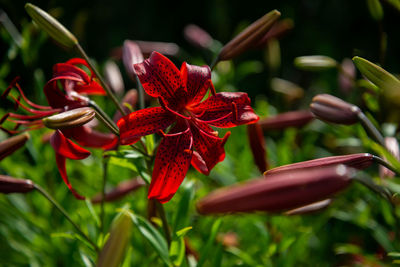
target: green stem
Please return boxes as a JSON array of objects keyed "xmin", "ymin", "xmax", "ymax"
[
  {"xmin": 357, "ymin": 111, "xmax": 385, "ymax": 147},
  {"xmin": 353, "ymin": 175, "xmax": 392, "ymax": 203},
  {"xmin": 33, "ymin": 184, "xmax": 99, "ymax": 252},
  {"xmin": 100, "ymin": 158, "xmax": 109, "ymax": 234},
  {"xmin": 209, "ymin": 55, "xmax": 219, "ymax": 70},
  {"xmin": 155, "ymin": 201, "xmax": 171, "ymax": 246},
  {"xmin": 90, "ymin": 102, "xmax": 119, "ymax": 136},
  {"xmin": 373, "ymin": 155, "xmax": 400, "ymax": 177},
  {"xmin": 74, "ymin": 43, "xmax": 126, "ymax": 116}
]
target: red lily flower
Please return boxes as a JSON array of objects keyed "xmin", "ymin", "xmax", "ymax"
[
  {"xmin": 1, "ymin": 59, "xmax": 117, "ymax": 199},
  {"xmin": 118, "ymin": 51, "xmax": 259, "ymax": 203}
]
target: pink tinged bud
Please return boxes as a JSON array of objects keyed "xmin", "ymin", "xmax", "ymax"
[
  {"xmin": 0, "ymin": 175, "xmax": 35, "ymax": 194},
  {"xmin": 104, "ymin": 60, "xmax": 124, "ymax": 95},
  {"xmin": 196, "ymin": 165, "xmax": 354, "ymax": 214},
  {"xmin": 122, "ymin": 40, "xmax": 144, "ymax": 79},
  {"xmin": 310, "ymin": 94, "xmax": 360, "ymax": 125},
  {"xmin": 380, "ymin": 137, "xmax": 399, "ymax": 178},
  {"xmin": 113, "ymin": 89, "xmax": 138, "ymax": 122},
  {"xmin": 247, "ymin": 122, "xmax": 268, "ymax": 173},
  {"xmin": 184, "ymin": 24, "xmax": 214, "ymax": 49},
  {"xmin": 43, "ymin": 107, "xmax": 95, "ymax": 130},
  {"xmin": 338, "ymin": 58, "xmax": 356, "ymax": 93},
  {"xmin": 285, "ymin": 199, "xmax": 332, "ymax": 215},
  {"xmin": 218, "ymin": 10, "xmax": 281, "ymax": 61},
  {"xmin": 258, "ymin": 110, "xmax": 314, "ymax": 131},
  {"xmin": 91, "ymin": 178, "xmax": 145, "ymax": 204},
  {"xmin": 264, "ymin": 153, "xmax": 374, "ymax": 176},
  {"xmin": 0, "ymin": 132, "xmax": 30, "ymax": 161},
  {"xmin": 134, "ymin": 40, "xmax": 180, "ymax": 57}
]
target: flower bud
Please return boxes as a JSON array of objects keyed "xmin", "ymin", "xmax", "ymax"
[
  {"xmin": 338, "ymin": 58, "xmax": 356, "ymax": 93},
  {"xmin": 285, "ymin": 199, "xmax": 332, "ymax": 215},
  {"xmin": 184, "ymin": 24, "xmax": 214, "ymax": 49},
  {"xmin": 247, "ymin": 123, "xmax": 268, "ymax": 173},
  {"xmin": 218, "ymin": 10, "xmax": 281, "ymax": 61},
  {"xmin": 258, "ymin": 110, "xmax": 314, "ymax": 131},
  {"xmin": 43, "ymin": 107, "xmax": 95, "ymax": 129},
  {"xmin": 294, "ymin": 55, "xmax": 338, "ymax": 71},
  {"xmin": 271, "ymin": 78, "xmax": 304, "ymax": 103},
  {"xmin": 92, "ymin": 178, "xmax": 145, "ymax": 203},
  {"xmin": 135, "ymin": 40, "xmax": 180, "ymax": 57},
  {"xmin": 97, "ymin": 212, "xmax": 132, "ymax": 267},
  {"xmin": 0, "ymin": 175, "xmax": 35, "ymax": 194},
  {"xmin": 264, "ymin": 153, "xmax": 373, "ymax": 176},
  {"xmin": 352, "ymin": 56, "xmax": 400, "ymax": 105},
  {"xmin": 196, "ymin": 165, "xmax": 354, "ymax": 214},
  {"xmin": 25, "ymin": 3, "xmax": 78, "ymax": 49},
  {"xmin": 104, "ymin": 60, "xmax": 124, "ymax": 95},
  {"xmin": 310, "ymin": 94, "xmax": 360, "ymax": 124},
  {"xmin": 122, "ymin": 40, "xmax": 144, "ymax": 79},
  {"xmin": 380, "ymin": 137, "xmax": 399, "ymax": 178},
  {"xmin": 0, "ymin": 133, "xmax": 30, "ymax": 161}
]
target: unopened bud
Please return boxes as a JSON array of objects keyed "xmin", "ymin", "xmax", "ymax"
[
  {"xmin": 92, "ymin": 178, "xmax": 145, "ymax": 203},
  {"xmin": 0, "ymin": 175, "xmax": 35, "ymax": 194},
  {"xmin": 271, "ymin": 78, "xmax": 304, "ymax": 102},
  {"xmin": 97, "ymin": 212, "xmax": 132, "ymax": 267},
  {"xmin": 197, "ymin": 165, "xmax": 354, "ymax": 214},
  {"xmin": 104, "ymin": 60, "xmax": 124, "ymax": 95},
  {"xmin": 25, "ymin": 3, "xmax": 78, "ymax": 48},
  {"xmin": 352, "ymin": 56, "xmax": 400, "ymax": 105},
  {"xmin": 294, "ymin": 55, "xmax": 338, "ymax": 71},
  {"xmin": 122, "ymin": 40, "xmax": 144, "ymax": 79},
  {"xmin": 247, "ymin": 123, "xmax": 268, "ymax": 173},
  {"xmin": 310, "ymin": 94, "xmax": 360, "ymax": 124},
  {"xmin": 259, "ymin": 110, "xmax": 314, "ymax": 131},
  {"xmin": 43, "ymin": 107, "xmax": 95, "ymax": 129},
  {"xmin": 264, "ymin": 153, "xmax": 374, "ymax": 176},
  {"xmin": 218, "ymin": 10, "xmax": 281, "ymax": 61},
  {"xmin": 380, "ymin": 137, "xmax": 399, "ymax": 178},
  {"xmin": 0, "ymin": 133, "xmax": 30, "ymax": 161},
  {"xmin": 184, "ymin": 24, "xmax": 214, "ymax": 49}
]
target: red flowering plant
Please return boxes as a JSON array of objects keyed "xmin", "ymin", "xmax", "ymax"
[
  {"xmin": 2, "ymin": 58, "xmax": 117, "ymax": 199},
  {"xmin": 118, "ymin": 51, "xmax": 259, "ymax": 202}
]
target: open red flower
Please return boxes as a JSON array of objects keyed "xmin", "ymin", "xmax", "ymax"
[
  {"xmin": 118, "ymin": 51, "xmax": 259, "ymax": 203},
  {"xmin": 1, "ymin": 59, "xmax": 117, "ymax": 199}
]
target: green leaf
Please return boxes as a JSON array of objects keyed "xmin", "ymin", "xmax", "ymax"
[
  {"xmin": 169, "ymin": 236, "xmax": 185, "ymax": 266},
  {"xmin": 172, "ymin": 181, "xmax": 195, "ymax": 233},
  {"xmin": 127, "ymin": 210, "xmax": 171, "ymax": 265},
  {"xmin": 197, "ymin": 219, "xmax": 222, "ymax": 267},
  {"xmin": 85, "ymin": 199, "xmax": 100, "ymax": 227}
]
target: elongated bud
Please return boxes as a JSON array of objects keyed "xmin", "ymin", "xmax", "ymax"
[
  {"xmin": 285, "ymin": 199, "xmax": 332, "ymax": 215},
  {"xmin": 184, "ymin": 24, "xmax": 214, "ymax": 49},
  {"xmin": 135, "ymin": 40, "xmax": 180, "ymax": 57},
  {"xmin": 247, "ymin": 123, "xmax": 268, "ymax": 173},
  {"xmin": 218, "ymin": 10, "xmax": 281, "ymax": 61},
  {"xmin": 92, "ymin": 178, "xmax": 145, "ymax": 203},
  {"xmin": 104, "ymin": 60, "xmax": 124, "ymax": 95},
  {"xmin": 294, "ymin": 55, "xmax": 338, "ymax": 71},
  {"xmin": 264, "ymin": 153, "xmax": 374, "ymax": 176},
  {"xmin": 0, "ymin": 133, "xmax": 30, "ymax": 161},
  {"xmin": 380, "ymin": 137, "xmax": 399, "ymax": 178},
  {"xmin": 271, "ymin": 78, "xmax": 304, "ymax": 102},
  {"xmin": 259, "ymin": 110, "xmax": 314, "ymax": 131},
  {"xmin": 338, "ymin": 58, "xmax": 356, "ymax": 93},
  {"xmin": 197, "ymin": 165, "xmax": 354, "ymax": 214},
  {"xmin": 43, "ymin": 107, "xmax": 95, "ymax": 129},
  {"xmin": 0, "ymin": 175, "xmax": 35, "ymax": 194},
  {"xmin": 25, "ymin": 3, "xmax": 78, "ymax": 48},
  {"xmin": 122, "ymin": 40, "xmax": 144, "ymax": 79},
  {"xmin": 310, "ymin": 94, "xmax": 360, "ymax": 124},
  {"xmin": 352, "ymin": 56, "xmax": 400, "ymax": 105},
  {"xmin": 97, "ymin": 212, "xmax": 132, "ymax": 267}
]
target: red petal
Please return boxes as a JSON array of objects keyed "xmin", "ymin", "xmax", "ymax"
[
  {"xmin": 50, "ymin": 130, "xmax": 91, "ymax": 160},
  {"xmin": 148, "ymin": 123, "xmax": 193, "ymax": 203},
  {"xmin": 55, "ymin": 153, "xmax": 85, "ymax": 200},
  {"xmin": 117, "ymin": 107, "xmax": 175, "ymax": 145},
  {"xmin": 65, "ymin": 58, "xmax": 94, "ymax": 77},
  {"xmin": 133, "ymin": 51, "xmax": 182, "ymax": 102},
  {"xmin": 193, "ymin": 92, "xmax": 259, "ymax": 128},
  {"xmin": 247, "ymin": 123, "xmax": 268, "ymax": 173},
  {"xmin": 52, "ymin": 63, "xmax": 90, "ymax": 83},
  {"xmin": 190, "ymin": 121, "xmax": 230, "ymax": 175},
  {"xmin": 62, "ymin": 126, "xmax": 118, "ymax": 150},
  {"xmin": 181, "ymin": 62, "xmax": 211, "ymax": 104}
]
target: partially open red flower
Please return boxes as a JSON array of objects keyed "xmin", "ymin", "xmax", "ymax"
[
  {"xmin": 118, "ymin": 51, "xmax": 259, "ymax": 203},
  {"xmin": 1, "ymin": 59, "xmax": 117, "ymax": 199}
]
